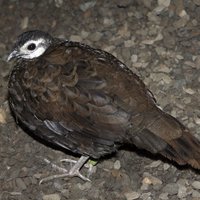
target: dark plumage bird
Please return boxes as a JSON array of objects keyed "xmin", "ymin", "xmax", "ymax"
[{"xmin": 7, "ymin": 30, "xmax": 200, "ymax": 181}]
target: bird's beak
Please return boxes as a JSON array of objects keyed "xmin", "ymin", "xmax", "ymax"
[{"xmin": 7, "ymin": 50, "xmax": 18, "ymax": 62}]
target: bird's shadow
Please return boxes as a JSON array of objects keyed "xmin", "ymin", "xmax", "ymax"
[{"xmin": 120, "ymin": 144, "xmax": 200, "ymax": 174}]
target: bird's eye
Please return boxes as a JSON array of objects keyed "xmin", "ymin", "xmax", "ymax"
[{"xmin": 27, "ymin": 43, "xmax": 36, "ymax": 51}]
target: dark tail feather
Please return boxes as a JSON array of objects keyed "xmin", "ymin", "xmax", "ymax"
[
  {"xmin": 160, "ymin": 129, "xmax": 200, "ymax": 169},
  {"xmin": 129, "ymin": 109, "xmax": 200, "ymax": 169}
]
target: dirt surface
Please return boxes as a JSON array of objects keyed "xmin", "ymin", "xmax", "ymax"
[{"xmin": 1, "ymin": 0, "xmax": 200, "ymax": 200}]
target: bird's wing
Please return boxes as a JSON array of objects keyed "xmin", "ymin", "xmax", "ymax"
[{"xmin": 19, "ymin": 42, "xmax": 157, "ymax": 157}]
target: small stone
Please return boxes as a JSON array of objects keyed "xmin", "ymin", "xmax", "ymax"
[
  {"xmin": 142, "ymin": 177, "xmax": 151, "ymax": 185},
  {"xmin": 142, "ymin": 0, "xmax": 153, "ymax": 8},
  {"xmin": 81, "ymin": 30, "xmax": 89, "ymax": 39},
  {"xmin": 61, "ymin": 189, "xmax": 69, "ymax": 199},
  {"xmin": 192, "ymin": 181, "xmax": 200, "ymax": 190},
  {"xmin": 10, "ymin": 192, "xmax": 22, "ymax": 196},
  {"xmin": 103, "ymin": 45, "xmax": 115, "ymax": 53},
  {"xmin": 176, "ymin": 55, "xmax": 184, "ymax": 60},
  {"xmin": 51, "ymin": 20, "xmax": 57, "ymax": 28},
  {"xmin": 124, "ymin": 191, "xmax": 140, "ymax": 200},
  {"xmin": 0, "ymin": 108, "xmax": 7, "ymax": 124},
  {"xmin": 43, "ymin": 194, "xmax": 60, "ymax": 200},
  {"xmin": 78, "ymin": 182, "xmax": 92, "ymax": 190},
  {"xmin": 148, "ymin": 11, "xmax": 161, "ymax": 22},
  {"xmin": 80, "ymin": 1, "xmax": 96, "ymax": 12},
  {"xmin": 192, "ymin": 190, "xmax": 200, "ymax": 198},
  {"xmin": 194, "ymin": 56, "xmax": 200, "ymax": 69},
  {"xmin": 158, "ymin": 0, "xmax": 171, "ymax": 7},
  {"xmin": 193, "ymin": 0, "xmax": 200, "ymax": 6},
  {"xmin": 179, "ymin": 10, "xmax": 188, "ymax": 17},
  {"xmin": 21, "ymin": 17, "xmax": 29, "ymax": 29},
  {"xmin": 117, "ymin": 22, "xmax": 130, "ymax": 37},
  {"xmin": 142, "ymin": 173, "xmax": 162, "ymax": 186},
  {"xmin": 31, "ymin": 176, "xmax": 38, "ymax": 185},
  {"xmin": 159, "ymin": 193, "xmax": 169, "ymax": 200},
  {"xmin": 184, "ymin": 61, "xmax": 197, "ymax": 68},
  {"xmin": 140, "ymin": 192, "xmax": 151, "ymax": 200},
  {"xmin": 177, "ymin": 179, "xmax": 189, "ymax": 186},
  {"xmin": 90, "ymin": 32, "xmax": 103, "ymax": 42},
  {"xmin": 192, "ymin": 19, "xmax": 198, "ymax": 26},
  {"xmin": 142, "ymin": 33, "xmax": 163, "ymax": 45},
  {"xmin": 194, "ymin": 116, "xmax": 200, "ymax": 125},
  {"xmin": 0, "ymin": 42, "xmax": 6, "ymax": 55},
  {"xmin": 16, "ymin": 178, "xmax": 26, "ymax": 190},
  {"xmin": 121, "ymin": 48, "xmax": 131, "ymax": 62},
  {"xmin": 54, "ymin": 0, "xmax": 63, "ymax": 7},
  {"xmin": 103, "ymin": 18, "xmax": 114, "ymax": 26},
  {"xmin": 183, "ymin": 97, "xmax": 191, "ymax": 104},
  {"xmin": 70, "ymin": 35, "xmax": 82, "ymax": 42},
  {"xmin": 183, "ymin": 87, "xmax": 195, "ymax": 95},
  {"xmin": 24, "ymin": 143, "xmax": 32, "ymax": 153},
  {"xmin": 150, "ymin": 73, "xmax": 172, "ymax": 84},
  {"xmin": 173, "ymin": 15, "xmax": 190, "ymax": 28},
  {"xmin": 53, "ymin": 182, "xmax": 63, "ymax": 191},
  {"xmin": 145, "ymin": 160, "xmax": 161, "ymax": 168},
  {"xmin": 155, "ymin": 46, "xmax": 166, "ymax": 56},
  {"xmin": 162, "ymin": 183, "xmax": 179, "ymax": 195},
  {"xmin": 124, "ymin": 37, "xmax": 135, "ymax": 47},
  {"xmin": 131, "ymin": 54, "xmax": 138, "ymax": 63},
  {"xmin": 134, "ymin": 62, "xmax": 148, "ymax": 69},
  {"xmin": 34, "ymin": 173, "xmax": 42, "ymax": 179},
  {"xmin": 163, "ymin": 163, "xmax": 170, "ymax": 171},
  {"xmin": 103, "ymin": 160, "xmax": 114, "ymax": 170},
  {"xmin": 177, "ymin": 185, "xmax": 187, "ymax": 198},
  {"xmin": 140, "ymin": 183, "xmax": 149, "ymax": 191},
  {"xmin": 113, "ymin": 160, "xmax": 121, "ymax": 170}
]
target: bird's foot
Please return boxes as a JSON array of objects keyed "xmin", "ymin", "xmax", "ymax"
[
  {"xmin": 39, "ymin": 156, "xmax": 90, "ymax": 184},
  {"xmin": 60, "ymin": 158, "xmax": 96, "ymax": 178}
]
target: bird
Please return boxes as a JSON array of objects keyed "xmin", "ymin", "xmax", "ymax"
[{"xmin": 7, "ymin": 30, "xmax": 200, "ymax": 182}]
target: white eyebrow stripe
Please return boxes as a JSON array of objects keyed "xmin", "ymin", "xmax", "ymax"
[
  {"xmin": 20, "ymin": 38, "xmax": 48, "ymax": 59},
  {"xmin": 24, "ymin": 46, "xmax": 46, "ymax": 59},
  {"xmin": 21, "ymin": 38, "xmax": 46, "ymax": 50}
]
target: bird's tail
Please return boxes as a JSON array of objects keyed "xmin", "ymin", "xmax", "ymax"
[
  {"xmin": 160, "ymin": 127, "xmax": 200, "ymax": 169},
  {"xmin": 129, "ymin": 108, "xmax": 200, "ymax": 169}
]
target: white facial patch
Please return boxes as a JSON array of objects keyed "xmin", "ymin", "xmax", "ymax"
[{"xmin": 20, "ymin": 38, "xmax": 48, "ymax": 59}]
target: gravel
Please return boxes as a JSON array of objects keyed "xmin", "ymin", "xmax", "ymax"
[
  {"xmin": 1, "ymin": 0, "xmax": 200, "ymax": 200},
  {"xmin": 192, "ymin": 181, "xmax": 200, "ymax": 190}
]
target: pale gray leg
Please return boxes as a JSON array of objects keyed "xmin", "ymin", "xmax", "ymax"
[
  {"xmin": 61, "ymin": 158, "xmax": 96, "ymax": 179},
  {"xmin": 39, "ymin": 155, "xmax": 90, "ymax": 184}
]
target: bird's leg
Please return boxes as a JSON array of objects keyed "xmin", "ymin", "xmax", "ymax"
[
  {"xmin": 39, "ymin": 155, "xmax": 90, "ymax": 184},
  {"xmin": 61, "ymin": 157, "xmax": 96, "ymax": 179}
]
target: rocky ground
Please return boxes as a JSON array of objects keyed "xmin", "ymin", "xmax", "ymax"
[{"xmin": 1, "ymin": 0, "xmax": 200, "ymax": 199}]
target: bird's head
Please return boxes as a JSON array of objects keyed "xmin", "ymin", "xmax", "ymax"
[{"xmin": 7, "ymin": 30, "xmax": 53, "ymax": 61}]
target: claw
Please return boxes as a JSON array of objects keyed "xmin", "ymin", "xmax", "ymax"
[
  {"xmin": 61, "ymin": 157, "xmax": 97, "ymax": 179},
  {"xmin": 39, "ymin": 155, "xmax": 90, "ymax": 184}
]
